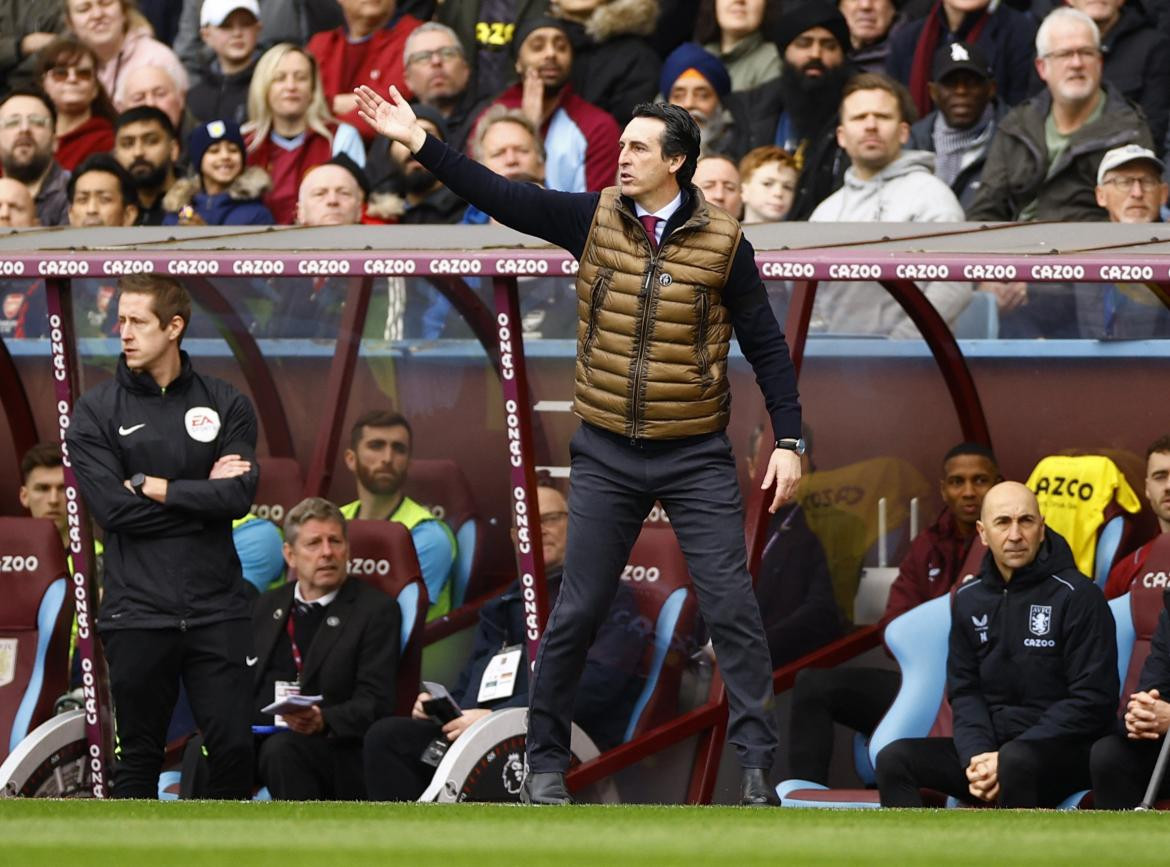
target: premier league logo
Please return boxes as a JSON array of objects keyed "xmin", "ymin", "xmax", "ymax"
[{"xmin": 1029, "ymin": 605, "xmax": 1052, "ymax": 637}]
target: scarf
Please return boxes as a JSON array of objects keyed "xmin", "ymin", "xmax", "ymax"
[
  {"xmin": 931, "ymin": 103, "xmax": 995, "ymax": 187},
  {"xmin": 908, "ymin": 1, "xmax": 990, "ymax": 118}
]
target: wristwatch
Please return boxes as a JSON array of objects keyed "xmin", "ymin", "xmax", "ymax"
[
  {"xmin": 130, "ymin": 472, "xmax": 147, "ymax": 496},
  {"xmin": 775, "ymin": 437, "xmax": 807, "ymax": 456}
]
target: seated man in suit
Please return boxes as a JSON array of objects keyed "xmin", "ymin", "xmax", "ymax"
[
  {"xmin": 362, "ymin": 484, "xmax": 648, "ymax": 801},
  {"xmin": 253, "ymin": 497, "xmax": 401, "ymax": 800}
]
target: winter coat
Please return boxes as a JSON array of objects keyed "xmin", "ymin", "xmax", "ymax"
[
  {"xmin": 565, "ymin": 0, "xmax": 661, "ymax": 128},
  {"xmin": 188, "ymin": 57, "xmax": 256, "ymax": 127},
  {"xmin": 1099, "ymin": 2, "xmax": 1170, "ymax": 148},
  {"xmin": 908, "ymin": 100, "xmax": 1010, "ymax": 212},
  {"xmin": 162, "ymin": 167, "xmax": 274, "ymax": 226},
  {"xmin": 702, "ymin": 31, "xmax": 781, "ymax": 93}
]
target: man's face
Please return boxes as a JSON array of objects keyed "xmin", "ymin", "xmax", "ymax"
[
  {"xmin": 516, "ymin": 28, "xmax": 572, "ymax": 92},
  {"xmin": 0, "ymin": 95, "xmax": 55, "ymax": 184},
  {"xmin": 479, "ymin": 120, "xmax": 544, "ymax": 181},
  {"xmin": 1095, "ymin": 161, "xmax": 1168, "ymax": 223},
  {"xmin": 389, "ymin": 118, "xmax": 441, "ymax": 192},
  {"xmin": 1036, "ymin": 18, "xmax": 1102, "ymax": 106},
  {"xmin": 784, "ymin": 26, "xmax": 845, "ymax": 79},
  {"xmin": 537, "ymin": 486, "xmax": 569, "ymax": 570},
  {"xmin": 939, "ymin": 454, "xmax": 997, "ymax": 530},
  {"xmin": 114, "ymin": 120, "xmax": 178, "ymax": 190},
  {"xmin": 117, "ymin": 290, "xmax": 180, "ymax": 372},
  {"xmin": 200, "ymin": 9, "xmax": 261, "ymax": 67},
  {"xmin": 118, "ymin": 67, "xmax": 184, "ymax": 128},
  {"xmin": 669, "ymin": 74, "xmax": 720, "ymax": 125},
  {"xmin": 929, "ymin": 70, "xmax": 995, "ymax": 130},
  {"xmin": 839, "ymin": 0, "xmax": 895, "ymax": 46},
  {"xmin": 66, "ymin": 0, "xmax": 124, "ymax": 53},
  {"xmin": 617, "ymin": 116, "xmax": 684, "ymax": 201},
  {"xmin": 0, "ymin": 178, "xmax": 36, "ymax": 226},
  {"xmin": 741, "ymin": 160, "xmax": 796, "ymax": 222},
  {"xmin": 345, "ymin": 424, "xmax": 411, "ymax": 498},
  {"xmin": 296, "ymin": 165, "xmax": 363, "ymax": 226},
  {"xmin": 694, "ymin": 157, "xmax": 743, "ymax": 217},
  {"xmin": 404, "ymin": 29, "xmax": 470, "ymax": 104},
  {"xmin": 20, "ymin": 466, "xmax": 67, "ymax": 534},
  {"xmin": 977, "ymin": 483, "xmax": 1046, "ymax": 579},
  {"xmin": 837, "ymin": 87, "xmax": 907, "ymax": 175},
  {"xmin": 1067, "ymin": 0, "xmax": 1124, "ymax": 27},
  {"xmin": 68, "ymin": 170, "xmax": 136, "ymax": 226},
  {"xmin": 338, "ymin": 0, "xmax": 396, "ymax": 25},
  {"xmin": 284, "ymin": 518, "xmax": 349, "ymax": 598},
  {"xmin": 1145, "ymin": 450, "xmax": 1170, "ymax": 528}
]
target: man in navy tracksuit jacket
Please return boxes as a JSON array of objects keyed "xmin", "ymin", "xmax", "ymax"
[
  {"xmin": 876, "ymin": 482, "xmax": 1118, "ymax": 807},
  {"xmin": 66, "ymin": 274, "xmax": 259, "ymax": 798}
]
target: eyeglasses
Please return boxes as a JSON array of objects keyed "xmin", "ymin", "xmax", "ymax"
[
  {"xmin": 1042, "ymin": 46, "xmax": 1100, "ymax": 63},
  {"xmin": 406, "ymin": 46, "xmax": 463, "ymax": 66},
  {"xmin": 47, "ymin": 65, "xmax": 96, "ymax": 82},
  {"xmin": 1101, "ymin": 175, "xmax": 1162, "ymax": 192},
  {"xmin": 540, "ymin": 511, "xmax": 568, "ymax": 525},
  {"xmin": 0, "ymin": 115, "xmax": 51, "ymax": 130}
]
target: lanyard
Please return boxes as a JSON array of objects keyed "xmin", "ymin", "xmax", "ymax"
[{"xmin": 286, "ymin": 612, "xmax": 304, "ymax": 678}]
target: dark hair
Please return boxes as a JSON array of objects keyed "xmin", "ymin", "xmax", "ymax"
[
  {"xmin": 942, "ymin": 442, "xmax": 998, "ymax": 470},
  {"xmin": 1147, "ymin": 435, "xmax": 1170, "ymax": 460},
  {"xmin": 630, "ymin": 102, "xmax": 701, "ymax": 189},
  {"xmin": 114, "ymin": 105, "xmax": 176, "ymax": 139},
  {"xmin": 841, "ymin": 71, "xmax": 918, "ymax": 124},
  {"xmin": 21, "ymin": 442, "xmax": 63, "ymax": 483},
  {"xmin": 693, "ymin": 0, "xmax": 784, "ymax": 47},
  {"xmin": 349, "ymin": 410, "xmax": 413, "ymax": 451},
  {"xmin": 0, "ymin": 85, "xmax": 58, "ymax": 130},
  {"xmin": 67, "ymin": 152, "xmax": 140, "ymax": 209},
  {"xmin": 118, "ymin": 273, "xmax": 192, "ymax": 342},
  {"xmin": 37, "ymin": 37, "xmax": 117, "ymax": 122}
]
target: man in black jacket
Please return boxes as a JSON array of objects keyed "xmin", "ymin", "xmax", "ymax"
[
  {"xmin": 67, "ymin": 273, "xmax": 260, "ymax": 798},
  {"xmin": 252, "ymin": 497, "xmax": 400, "ymax": 800},
  {"xmin": 875, "ymin": 481, "xmax": 1119, "ymax": 808}
]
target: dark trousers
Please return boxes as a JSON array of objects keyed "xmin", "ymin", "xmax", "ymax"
[
  {"xmin": 257, "ymin": 731, "xmax": 365, "ymax": 800},
  {"xmin": 788, "ymin": 666, "xmax": 902, "ymax": 784},
  {"xmin": 1090, "ymin": 733, "xmax": 1170, "ymax": 809},
  {"xmin": 876, "ymin": 735, "xmax": 1095, "ymax": 808},
  {"xmin": 363, "ymin": 716, "xmax": 443, "ymax": 801},
  {"xmin": 102, "ymin": 621, "xmax": 253, "ymax": 798},
  {"xmin": 527, "ymin": 423, "xmax": 779, "ymax": 772}
]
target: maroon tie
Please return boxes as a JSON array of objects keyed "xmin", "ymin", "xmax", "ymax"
[{"xmin": 639, "ymin": 215, "xmax": 661, "ymax": 251}]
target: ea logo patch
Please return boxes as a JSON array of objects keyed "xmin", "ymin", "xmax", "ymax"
[{"xmin": 185, "ymin": 407, "xmax": 221, "ymax": 442}]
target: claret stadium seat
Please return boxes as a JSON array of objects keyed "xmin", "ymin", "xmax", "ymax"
[
  {"xmin": 250, "ymin": 457, "xmax": 306, "ymax": 526},
  {"xmin": 0, "ymin": 518, "xmax": 73, "ymax": 763},
  {"xmin": 404, "ymin": 459, "xmax": 485, "ymax": 607}
]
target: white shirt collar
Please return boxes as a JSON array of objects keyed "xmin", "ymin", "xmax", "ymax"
[
  {"xmin": 634, "ymin": 191, "xmax": 683, "ymax": 245},
  {"xmin": 294, "ymin": 582, "xmax": 339, "ymax": 608}
]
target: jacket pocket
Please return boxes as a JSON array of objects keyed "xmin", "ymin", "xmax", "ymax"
[
  {"xmin": 582, "ymin": 267, "xmax": 613, "ymax": 368},
  {"xmin": 695, "ymin": 289, "xmax": 711, "ymax": 387}
]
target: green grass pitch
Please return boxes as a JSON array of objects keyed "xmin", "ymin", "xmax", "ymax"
[{"xmin": 0, "ymin": 801, "xmax": 1166, "ymax": 866}]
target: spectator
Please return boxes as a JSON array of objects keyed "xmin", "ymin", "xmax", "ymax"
[
  {"xmin": 839, "ymin": 0, "xmax": 904, "ymax": 73},
  {"xmin": 0, "ymin": 87, "xmax": 69, "ymax": 227},
  {"xmin": 362, "ymin": 484, "xmax": 647, "ymax": 801},
  {"xmin": 296, "ymin": 160, "xmax": 365, "ymax": 227},
  {"xmin": 886, "ymin": 0, "xmax": 1036, "ymax": 119},
  {"xmin": 738, "ymin": 145, "xmax": 796, "ymax": 224},
  {"xmin": 966, "ymin": 7, "xmax": 1152, "ymax": 223},
  {"xmin": 661, "ymin": 42, "xmax": 750, "ymax": 159},
  {"xmin": 0, "ymin": 190, "xmax": 45, "ymax": 336},
  {"xmin": 742, "ymin": 2, "xmax": 852, "ymax": 220},
  {"xmin": 252, "ymin": 497, "xmax": 400, "ymax": 801},
  {"xmin": 163, "ymin": 120, "xmax": 274, "ymax": 226},
  {"xmin": 693, "ymin": 152, "xmax": 742, "ymax": 217},
  {"xmin": 488, "ymin": 16, "xmax": 620, "ymax": 193},
  {"xmin": 305, "ymin": 0, "xmax": 423, "ymax": 144},
  {"xmin": 0, "ymin": 176, "xmax": 37, "ymax": 228},
  {"xmin": 554, "ymin": 0, "xmax": 662, "ymax": 128},
  {"xmin": 64, "ymin": 0, "xmax": 189, "ymax": 108},
  {"xmin": 810, "ymin": 74, "xmax": 971, "ymax": 337},
  {"xmin": 187, "ymin": 0, "xmax": 263, "ymax": 126},
  {"xmin": 399, "ymin": 22, "xmax": 488, "ymax": 154},
  {"xmin": 695, "ymin": 0, "xmax": 781, "ymax": 91},
  {"xmin": 243, "ymin": 43, "xmax": 366, "ymax": 225},
  {"xmin": 113, "ymin": 106, "xmax": 180, "ymax": 226},
  {"xmin": 1105, "ymin": 435, "xmax": 1170, "ymax": 599},
  {"xmin": 68, "ymin": 151, "xmax": 139, "ymax": 227},
  {"xmin": 387, "ymin": 105, "xmax": 465, "ymax": 224},
  {"xmin": 37, "ymin": 38, "xmax": 116, "ymax": 173},
  {"xmin": 116, "ymin": 65, "xmax": 200, "ymax": 155},
  {"xmin": 907, "ymin": 42, "xmax": 1004, "ymax": 211},
  {"xmin": 875, "ymin": 482, "xmax": 1118, "ymax": 808},
  {"xmin": 788, "ymin": 443, "xmax": 998, "ymax": 785},
  {"xmin": 434, "ymin": 0, "xmax": 552, "ymax": 102},
  {"xmin": 1068, "ymin": 0, "xmax": 1170, "ymax": 150},
  {"xmin": 473, "ymin": 105, "xmax": 546, "ymax": 186},
  {"xmin": 340, "ymin": 410, "xmax": 457, "ymax": 618},
  {"xmin": 0, "ymin": 4, "xmax": 58, "ymax": 94}
]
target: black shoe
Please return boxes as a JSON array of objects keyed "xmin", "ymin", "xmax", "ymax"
[
  {"xmin": 520, "ymin": 772, "xmax": 574, "ymax": 805},
  {"xmin": 739, "ymin": 768, "xmax": 779, "ymax": 806}
]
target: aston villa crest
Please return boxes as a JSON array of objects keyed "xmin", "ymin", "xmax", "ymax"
[
  {"xmin": 1029, "ymin": 605, "xmax": 1052, "ymax": 636},
  {"xmin": 0, "ymin": 638, "xmax": 16, "ymax": 687}
]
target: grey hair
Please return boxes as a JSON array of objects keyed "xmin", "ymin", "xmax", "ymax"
[
  {"xmin": 473, "ymin": 105, "xmax": 547, "ymax": 164},
  {"xmin": 403, "ymin": 21, "xmax": 464, "ymax": 71},
  {"xmin": 1036, "ymin": 7, "xmax": 1100, "ymax": 57},
  {"xmin": 283, "ymin": 497, "xmax": 347, "ymax": 546}
]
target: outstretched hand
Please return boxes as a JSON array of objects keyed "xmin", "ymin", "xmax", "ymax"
[{"xmin": 355, "ymin": 85, "xmax": 426, "ymax": 152}]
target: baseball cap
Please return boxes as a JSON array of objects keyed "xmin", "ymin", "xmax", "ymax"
[
  {"xmin": 931, "ymin": 42, "xmax": 992, "ymax": 82},
  {"xmin": 1097, "ymin": 144, "xmax": 1166, "ymax": 185},
  {"xmin": 200, "ymin": 0, "xmax": 261, "ymax": 27}
]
